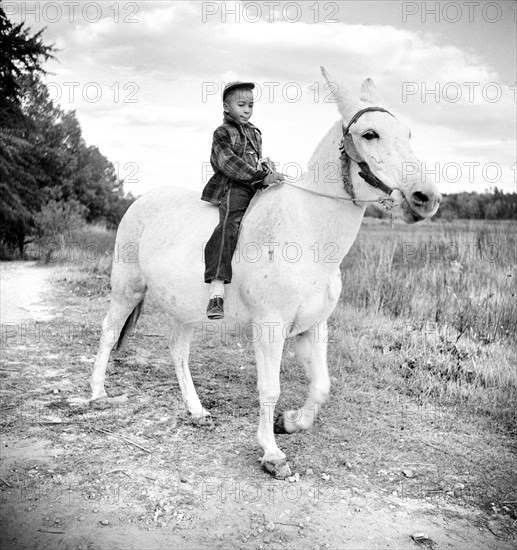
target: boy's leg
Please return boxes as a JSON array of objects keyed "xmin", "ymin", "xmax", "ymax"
[
  {"xmin": 204, "ymin": 183, "xmax": 255, "ymax": 317},
  {"xmin": 209, "ymin": 279, "xmax": 225, "ymax": 299}
]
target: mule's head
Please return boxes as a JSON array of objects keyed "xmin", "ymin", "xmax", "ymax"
[{"xmin": 321, "ymin": 67, "xmax": 441, "ymax": 223}]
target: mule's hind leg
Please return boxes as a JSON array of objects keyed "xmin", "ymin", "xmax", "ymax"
[
  {"xmin": 275, "ymin": 322, "xmax": 330, "ymax": 434},
  {"xmin": 90, "ymin": 290, "xmax": 144, "ymax": 400},
  {"xmin": 169, "ymin": 322, "xmax": 210, "ymax": 419}
]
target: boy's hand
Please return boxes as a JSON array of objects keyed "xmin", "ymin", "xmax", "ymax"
[
  {"xmin": 259, "ymin": 157, "xmax": 275, "ymax": 173},
  {"xmin": 262, "ymin": 170, "xmax": 285, "ymax": 186}
]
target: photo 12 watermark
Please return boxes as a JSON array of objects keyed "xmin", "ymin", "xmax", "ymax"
[
  {"xmin": 402, "ymin": 81, "xmax": 516, "ymax": 104},
  {"xmin": 0, "ymin": 400, "xmax": 130, "ymax": 426},
  {"xmin": 400, "ymin": 239, "xmax": 517, "ymax": 264},
  {"xmin": 22, "ymin": 240, "xmax": 140, "ymax": 265},
  {"xmin": 201, "ymin": 80, "xmax": 340, "ymax": 104},
  {"xmin": 201, "ymin": 478, "xmax": 341, "ymax": 506},
  {"xmin": 202, "ymin": 159, "xmax": 343, "ymax": 185},
  {"xmin": 1, "ymin": 480, "xmax": 148, "ymax": 505},
  {"xmin": 3, "ymin": 1, "xmax": 140, "ymax": 23},
  {"xmin": 402, "ymin": 161, "xmax": 517, "ymax": 187},
  {"xmin": 199, "ymin": 239, "xmax": 341, "ymax": 267},
  {"xmin": 46, "ymin": 81, "xmax": 140, "ymax": 105},
  {"xmin": 401, "ymin": 2, "xmax": 516, "ymax": 24},
  {"xmin": 113, "ymin": 161, "xmax": 140, "ymax": 185},
  {"xmin": 200, "ymin": 319, "xmax": 340, "ymax": 344},
  {"xmin": 201, "ymin": 1, "xmax": 340, "ymax": 24}
]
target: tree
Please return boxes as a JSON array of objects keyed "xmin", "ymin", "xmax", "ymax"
[
  {"xmin": 34, "ymin": 199, "xmax": 86, "ymax": 263},
  {"xmin": 0, "ymin": 8, "xmax": 135, "ymax": 257},
  {"xmin": 0, "ymin": 72, "xmax": 73, "ymax": 255},
  {"xmin": 433, "ymin": 191, "xmax": 517, "ymax": 220},
  {"xmin": 0, "ymin": 7, "xmax": 55, "ymax": 255},
  {"xmin": 0, "ymin": 6, "xmax": 53, "ymax": 123}
]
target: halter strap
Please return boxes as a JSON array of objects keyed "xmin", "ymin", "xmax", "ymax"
[
  {"xmin": 343, "ymin": 106, "xmax": 394, "ymax": 135},
  {"xmin": 341, "ymin": 106, "xmax": 396, "ymax": 197}
]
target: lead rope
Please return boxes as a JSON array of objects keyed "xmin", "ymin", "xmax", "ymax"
[
  {"xmin": 276, "ymin": 179, "xmax": 396, "ymax": 209},
  {"xmin": 259, "ymin": 145, "xmax": 400, "ymax": 211},
  {"xmin": 276, "ymin": 179, "xmax": 397, "ymax": 228}
]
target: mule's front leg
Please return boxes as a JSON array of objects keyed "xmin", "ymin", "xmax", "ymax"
[
  {"xmin": 254, "ymin": 334, "xmax": 291, "ymax": 479},
  {"xmin": 275, "ymin": 322, "xmax": 330, "ymax": 434}
]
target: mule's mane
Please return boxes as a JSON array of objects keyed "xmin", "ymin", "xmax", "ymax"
[
  {"xmin": 308, "ymin": 121, "xmax": 342, "ymax": 168},
  {"xmin": 245, "ymin": 119, "xmax": 353, "ymax": 217},
  {"xmin": 306, "ymin": 120, "xmax": 354, "ymax": 198}
]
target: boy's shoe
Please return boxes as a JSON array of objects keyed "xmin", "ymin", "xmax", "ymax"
[{"xmin": 207, "ymin": 296, "xmax": 224, "ymax": 319}]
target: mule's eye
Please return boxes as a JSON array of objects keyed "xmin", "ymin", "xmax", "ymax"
[
  {"xmin": 362, "ymin": 130, "xmax": 378, "ymax": 140},
  {"xmin": 409, "ymin": 131, "xmax": 412, "ymax": 139}
]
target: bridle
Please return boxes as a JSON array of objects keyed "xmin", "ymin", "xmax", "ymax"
[
  {"xmin": 340, "ymin": 106, "xmax": 396, "ymax": 198},
  {"xmin": 277, "ymin": 106, "xmax": 401, "ymax": 209}
]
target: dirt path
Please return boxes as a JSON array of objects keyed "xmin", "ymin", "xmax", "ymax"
[
  {"xmin": 0, "ymin": 262, "xmax": 56, "ymax": 323},
  {"xmin": 0, "ymin": 262, "xmax": 514, "ymax": 550}
]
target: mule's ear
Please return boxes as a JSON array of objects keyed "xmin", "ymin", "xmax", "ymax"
[
  {"xmin": 360, "ymin": 78, "xmax": 383, "ymax": 105},
  {"xmin": 320, "ymin": 66, "xmax": 359, "ymax": 122}
]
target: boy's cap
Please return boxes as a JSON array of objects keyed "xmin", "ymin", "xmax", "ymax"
[{"xmin": 222, "ymin": 81, "xmax": 255, "ymax": 101}]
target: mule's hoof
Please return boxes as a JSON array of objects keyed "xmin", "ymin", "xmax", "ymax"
[
  {"xmin": 273, "ymin": 412, "xmax": 287, "ymax": 434},
  {"xmin": 90, "ymin": 390, "xmax": 108, "ymax": 401},
  {"xmin": 192, "ymin": 414, "xmax": 213, "ymax": 428},
  {"xmin": 67, "ymin": 397, "xmax": 90, "ymax": 406},
  {"xmin": 262, "ymin": 459, "xmax": 292, "ymax": 479},
  {"xmin": 90, "ymin": 393, "xmax": 128, "ymax": 408}
]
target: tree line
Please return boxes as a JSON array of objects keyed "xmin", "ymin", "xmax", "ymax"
[
  {"xmin": 366, "ymin": 188, "xmax": 517, "ymax": 220},
  {"xmin": 0, "ymin": 8, "xmax": 134, "ymax": 258},
  {"xmin": 432, "ymin": 189, "xmax": 517, "ymax": 220}
]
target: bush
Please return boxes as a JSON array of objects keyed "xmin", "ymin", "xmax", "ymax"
[{"xmin": 34, "ymin": 199, "xmax": 86, "ymax": 263}]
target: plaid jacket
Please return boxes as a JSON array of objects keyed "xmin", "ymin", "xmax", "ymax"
[{"xmin": 201, "ymin": 113, "xmax": 268, "ymax": 205}]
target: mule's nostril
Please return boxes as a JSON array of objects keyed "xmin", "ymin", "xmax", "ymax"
[{"xmin": 412, "ymin": 191, "xmax": 429, "ymax": 206}]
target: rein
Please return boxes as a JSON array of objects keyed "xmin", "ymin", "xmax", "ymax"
[{"xmin": 276, "ymin": 106, "xmax": 400, "ymax": 210}]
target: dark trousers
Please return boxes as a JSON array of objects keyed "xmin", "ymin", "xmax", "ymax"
[{"xmin": 204, "ymin": 183, "xmax": 255, "ymax": 284}]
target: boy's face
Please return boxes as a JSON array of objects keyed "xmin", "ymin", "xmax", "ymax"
[{"xmin": 223, "ymin": 87, "xmax": 254, "ymax": 124}]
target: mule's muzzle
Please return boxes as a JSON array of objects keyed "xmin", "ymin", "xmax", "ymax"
[
  {"xmin": 411, "ymin": 191, "xmax": 431, "ymax": 208},
  {"xmin": 405, "ymin": 189, "xmax": 442, "ymax": 220},
  {"xmin": 403, "ymin": 204, "xmax": 425, "ymax": 224}
]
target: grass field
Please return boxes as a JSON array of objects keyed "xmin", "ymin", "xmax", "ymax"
[
  {"xmin": 45, "ymin": 217, "xmax": 517, "ymax": 433},
  {"xmin": 339, "ymin": 218, "xmax": 517, "ymax": 431}
]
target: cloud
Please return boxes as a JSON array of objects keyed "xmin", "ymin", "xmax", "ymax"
[{"xmin": 6, "ymin": 1, "xmax": 515, "ymax": 194}]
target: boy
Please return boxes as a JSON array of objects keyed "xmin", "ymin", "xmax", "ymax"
[{"xmin": 201, "ymin": 81, "xmax": 285, "ymax": 319}]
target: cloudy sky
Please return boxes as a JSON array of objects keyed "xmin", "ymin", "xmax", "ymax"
[{"xmin": 6, "ymin": 0, "xmax": 516, "ymax": 196}]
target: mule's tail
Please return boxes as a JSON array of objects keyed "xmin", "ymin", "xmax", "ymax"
[{"xmin": 115, "ymin": 298, "xmax": 145, "ymax": 350}]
